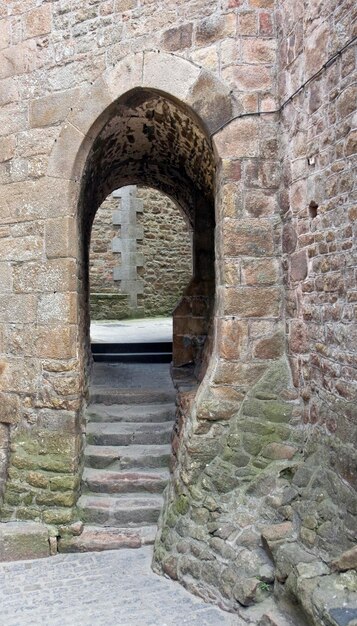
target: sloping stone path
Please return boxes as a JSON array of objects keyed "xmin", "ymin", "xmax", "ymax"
[
  {"xmin": 0, "ymin": 546, "xmax": 303, "ymax": 626},
  {"xmin": 0, "ymin": 546, "xmax": 246, "ymax": 625}
]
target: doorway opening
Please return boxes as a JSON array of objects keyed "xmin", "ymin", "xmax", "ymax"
[
  {"xmin": 88, "ymin": 185, "xmax": 193, "ymax": 364},
  {"xmin": 74, "ymin": 89, "xmax": 216, "ymax": 542},
  {"xmin": 78, "ymin": 88, "xmax": 216, "ymax": 392}
]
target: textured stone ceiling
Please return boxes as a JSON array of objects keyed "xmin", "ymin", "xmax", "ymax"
[{"xmin": 80, "ymin": 89, "xmax": 215, "ymax": 239}]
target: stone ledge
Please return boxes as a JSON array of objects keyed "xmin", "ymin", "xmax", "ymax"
[
  {"xmin": 0, "ymin": 522, "xmax": 50, "ymax": 562},
  {"xmin": 57, "ymin": 525, "xmax": 156, "ymax": 553}
]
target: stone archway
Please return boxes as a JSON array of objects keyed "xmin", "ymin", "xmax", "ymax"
[
  {"xmin": 1, "ymin": 51, "xmax": 297, "ymax": 613},
  {"xmin": 77, "ymin": 86, "xmax": 217, "ymax": 387},
  {"xmin": 46, "ymin": 51, "xmax": 235, "ymax": 399}
]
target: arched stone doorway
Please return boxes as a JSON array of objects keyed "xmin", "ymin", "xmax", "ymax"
[
  {"xmin": 78, "ymin": 86, "xmax": 216, "ymax": 387},
  {"xmin": 74, "ymin": 90, "xmax": 217, "ymax": 555},
  {"xmin": 43, "ymin": 52, "xmax": 236, "ymax": 409}
]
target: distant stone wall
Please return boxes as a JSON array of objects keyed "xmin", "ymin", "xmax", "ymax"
[
  {"xmin": 89, "ymin": 187, "xmax": 192, "ymax": 319},
  {"xmin": 137, "ymin": 187, "xmax": 192, "ymax": 317},
  {"xmin": 89, "ymin": 194, "xmax": 130, "ymax": 319},
  {"xmin": 89, "ymin": 195, "xmax": 119, "ymax": 294}
]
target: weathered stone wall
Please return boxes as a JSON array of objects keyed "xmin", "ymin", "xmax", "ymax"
[
  {"xmin": 89, "ymin": 193, "xmax": 130, "ymax": 319},
  {"xmin": 137, "ymin": 187, "xmax": 192, "ymax": 318},
  {"xmin": 279, "ymin": 0, "xmax": 357, "ymax": 462},
  {"xmin": 274, "ymin": 2, "xmax": 357, "ymax": 621},
  {"xmin": 89, "ymin": 186, "xmax": 192, "ymax": 319},
  {"xmin": 0, "ymin": 425, "xmax": 9, "ymax": 501},
  {"xmin": 0, "ymin": 0, "xmax": 355, "ymax": 623}
]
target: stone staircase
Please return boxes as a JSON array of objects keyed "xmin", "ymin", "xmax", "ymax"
[{"xmin": 59, "ymin": 391, "xmax": 175, "ymax": 552}]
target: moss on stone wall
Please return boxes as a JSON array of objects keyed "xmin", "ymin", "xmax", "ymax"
[
  {"xmin": 153, "ymin": 359, "xmax": 305, "ymax": 610},
  {"xmin": 0, "ymin": 428, "xmax": 80, "ymax": 528},
  {"xmin": 90, "ymin": 293, "xmax": 130, "ymax": 320}
]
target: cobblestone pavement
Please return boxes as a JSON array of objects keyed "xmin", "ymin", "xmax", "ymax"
[{"xmin": 0, "ymin": 546, "xmax": 245, "ymax": 626}]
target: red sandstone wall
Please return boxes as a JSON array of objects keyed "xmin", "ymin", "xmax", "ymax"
[{"xmin": 278, "ymin": 0, "xmax": 357, "ymax": 477}]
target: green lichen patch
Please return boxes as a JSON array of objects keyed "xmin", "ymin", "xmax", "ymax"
[
  {"xmin": 42, "ymin": 508, "xmax": 74, "ymax": 525},
  {"xmin": 175, "ymin": 494, "xmax": 190, "ymax": 516}
]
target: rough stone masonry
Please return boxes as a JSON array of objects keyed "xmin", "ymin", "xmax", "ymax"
[{"xmin": 0, "ymin": 1, "xmax": 356, "ymax": 625}]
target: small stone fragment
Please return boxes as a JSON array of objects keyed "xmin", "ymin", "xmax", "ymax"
[
  {"xmin": 58, "ymin": 521, "xmax": 84, "ymax": 537},
  {"xmin": 257, "ymin": 611, "xmax": 295, "ymax": 626},
  {"xmin": 261, "ymin": 522, "xmax": 294, "ymax": 542},
  {"xmin": 296, "ymin": 561, "xmax": 330, "ymax": 578},
  {"xmin": 233, "ymin": 576, "xmax": 259, "ymax": 606},
  {"xmin": 261, "ymin": 443, "xmax": 297, "ymax": 460},
  {"xmin": 331, "ymin": 545, "xmax": 357, "ymax": 572},
  {"xmin": 49, "ymin": 536, "xmax": 58, "ymax": 556}
]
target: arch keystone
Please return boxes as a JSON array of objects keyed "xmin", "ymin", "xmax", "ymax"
[{"xmin": 187, "ymin": 70, "xmax": 234, "ymax": 135}]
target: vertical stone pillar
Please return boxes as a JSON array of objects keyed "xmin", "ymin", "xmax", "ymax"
[
  {"xmin": 112, "ymin": 186, "xmax": 144, "ymax": 316},
  {"xmin": 172, "ymin": 197, "xmax": 215, "ymax": 372}
]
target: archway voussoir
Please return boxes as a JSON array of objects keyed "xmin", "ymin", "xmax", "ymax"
[
  {"xmin": 67, "ymin": 77, "xmax": 113, "ymax": 138},
  {"xmin": 47, "ymin": 123, "xmax": 91, "ymax": 182},
  {"xmin": 143, "ymin": 51, "xmax": 201, "ymax": 104},
  {"xmin": 187, "ymin": 69, "xmax": 234, "ymax": 136},
  {"xmin": 104, "ymin": 52, "xmax": 144, "ymax": 102}
]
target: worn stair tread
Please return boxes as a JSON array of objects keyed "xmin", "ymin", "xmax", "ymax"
[
  {"xmin": 87, "ymin": 421, "xmax": 173, "ymax": 435},
  {"xmin": 82, "ymin": 467, "xmax": 169, "ymax": 493},
  {"xmin": 58, "ymin": 525, "xmax": 157, "ymax": 553},
  {"xmin": 78, "ymin": 493, "xmax": 163, "ymax": 508},
  {"xmin": 77, "ymin": 493, "xmax": 163, "ymax": 527},
  {"xmin": 90, "ymin": 387, "xmax": 176, "ymax": 405},
  {"xmin": 84, "ymin": 444, "xmax": 171, "ymax": 469},
  {"xmin": 86, "ymin": 421, "xmax": 173, "ymax": 446},
  {"xmin": 86, "ymin": 402, "xmax": 175, "ymax": 423}
]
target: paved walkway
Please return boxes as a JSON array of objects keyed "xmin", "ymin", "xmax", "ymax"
[
  {"xmin": 0, "ymin": 546, "xmax": 245, "ymax": 626},
  {"xmin": 91, "ymin": 318, "xmax": 172, "ymax": 344}
]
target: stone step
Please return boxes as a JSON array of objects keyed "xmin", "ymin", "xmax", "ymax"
[
  {"xmin": 82, "ymin": 467, "xmax": 169, "ymax": 494},
  {"xmin": 84, "ymin": 444, "xmax": 172, "ymax": 470},
  {"xmin": 58, "ymin": 525, "xmax": 157, "ymax": 553},
  {"xmin": 86, "ymin": 402, "xmax": 175, "ymax": 423},
  {"xmin": 77, "ymin": 493, "xmax": 163, "ymax": 527},
  {"xmin": 86, "ymin": 421, "xmax": 173, "ymax": 447},
  {"xmin": 90, "ymin": 387, "xmax": 176, "ymax": 405}
]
